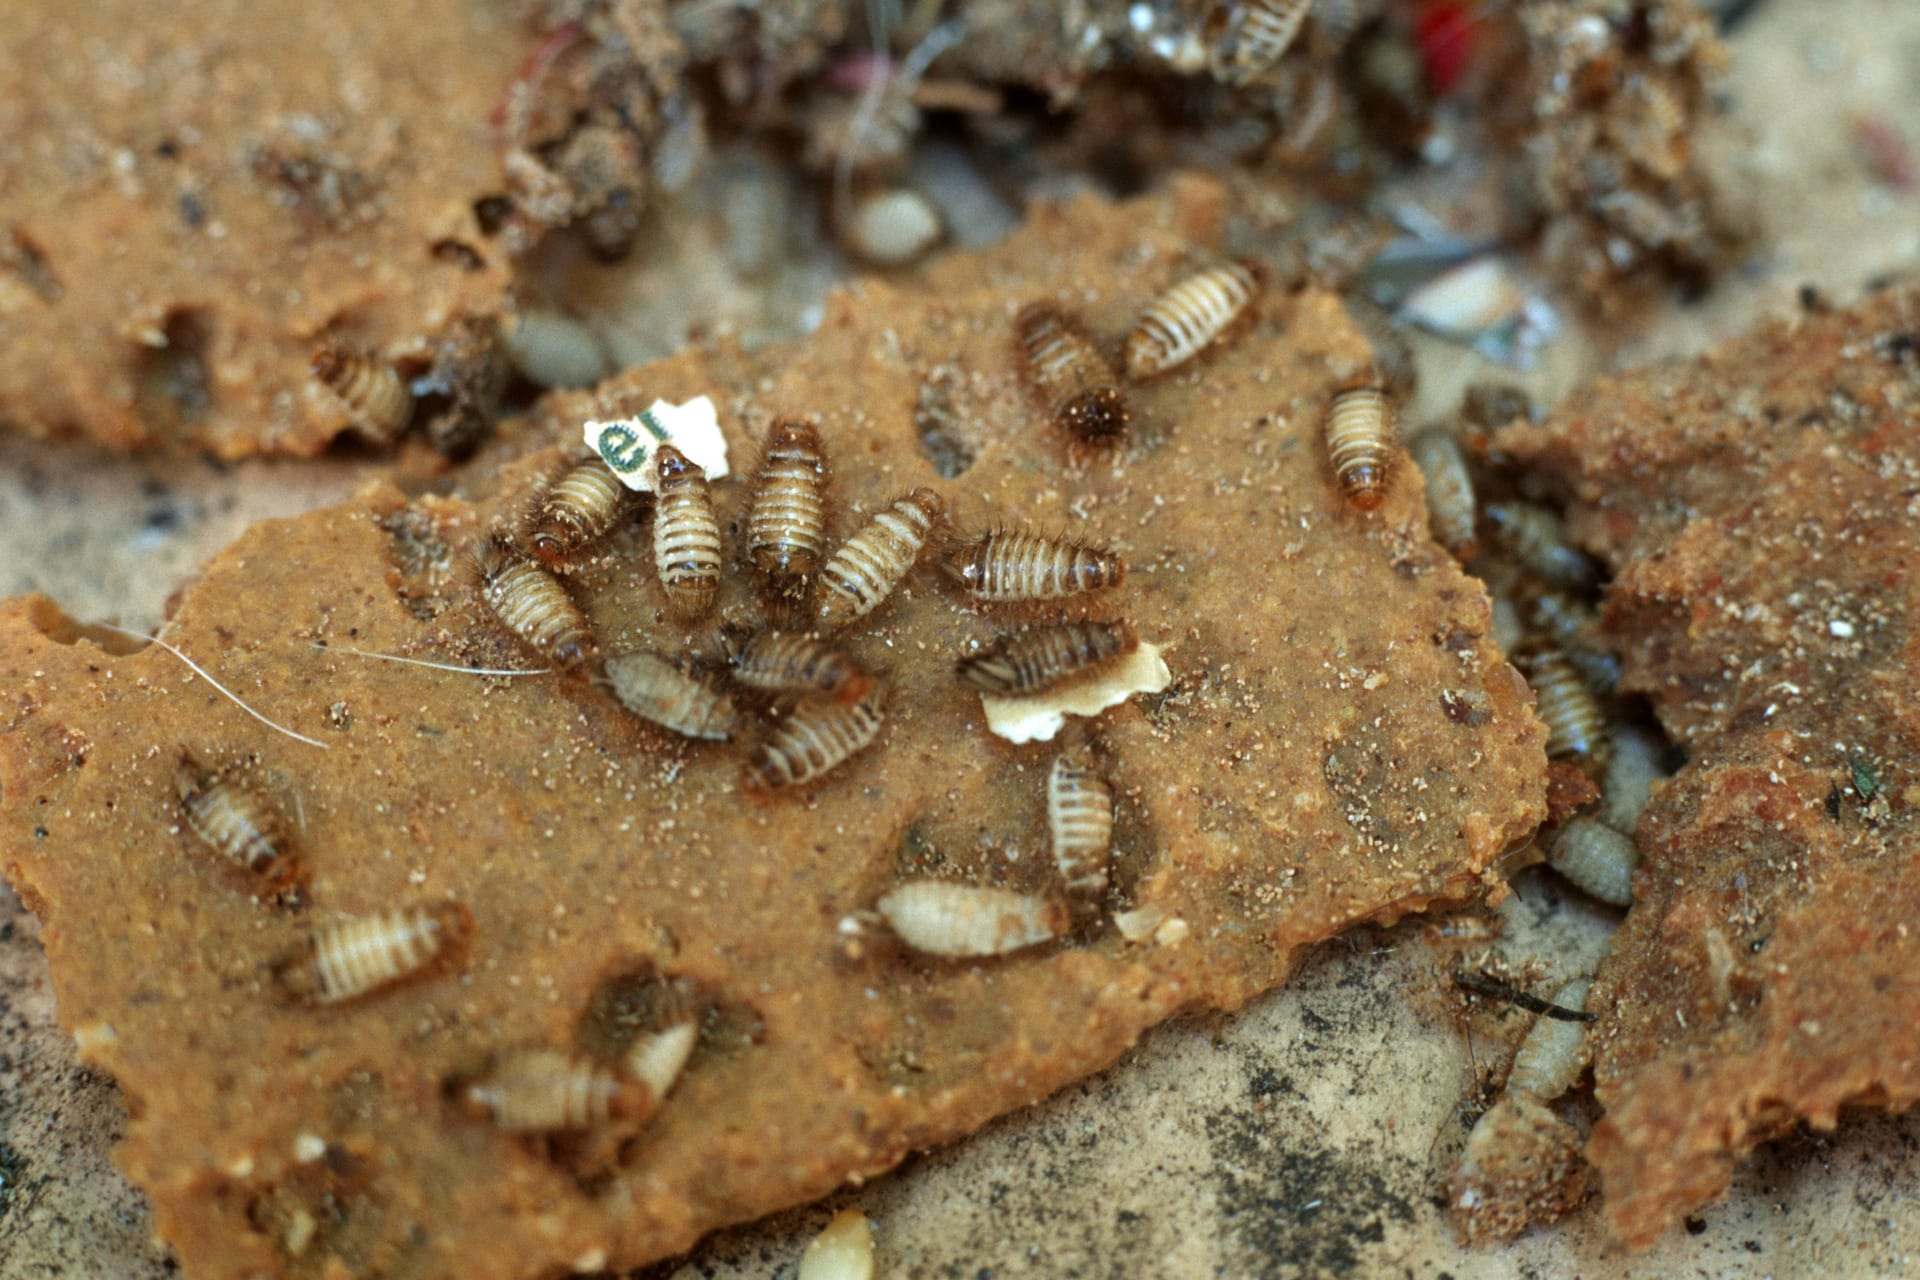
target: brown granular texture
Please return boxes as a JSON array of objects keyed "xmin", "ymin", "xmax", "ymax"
[
  {"xmin": 0, "ymin": 181, "xmax": 1544, "ymax": 1278},
  {"xmin": 1503, "ymin": 285, "xmax": 1920, "ymax": 1246},
  {"xmin": 0, "ymin": 0, "xmax": 528, "ymax": 456}
]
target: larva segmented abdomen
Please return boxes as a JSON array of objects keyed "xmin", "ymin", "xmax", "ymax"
[
  {"xmin": 461, "ymin": 1047, "xmax": 646, "ymax": 1133},
  {"xmin": 747, "ymin": 419, "xmax": 829, "ymax": 597},
  {"xmin": 312, "ymin": 346, "xmax": 413, "ymax": 444},
  {"xmin": 732, "ymin": 630, "xmax": 872, "ymax": 701},
  {"xmin": 1525, "ymin": 650, "xmax": 1610, "ymax": 770},
  {"xmin": 956, "ymin": 620, "xmax": 1137, "ymax": 696},
  {"xmin": 1015, "ymin": 303, "xmax": 1130, "ymax": 442},
  {"xmin": 1048, "ymin": 753, "xmax": 1113, "ymax": 921},
  {"xmin": 875, "ymin": 882, "xmax": 1066, "ymax": 957},
  {"xmin": 743, "ymin": 689, "xmax": 886, "ymax": 791},
  {"xmin": 1326, "ymin": 387, "xmax": 1396, "ymax": 511},
  {"xmin": 652, "ymin": 445, "xmax": 723, "ymax": 621},
  {"xmin": 1526, "ymin": 587, "xmax": 1620, "ymax": 695},
  {"xmin": 1123, "ymin": 263, "xmax": 1259, "ymax": 380},
  {"xmin": 530, "ymin": 455, "xmax": 635, "ymax": 564},
  {"xmin": 175, "ymin": 753, "xmax": 290, "ymax": 878},
  {"xmin": 1546, "ymin": 816, "xmax": 1638, "ymax": 907},
  {"xmin": 1507, "ymin": 978, "xmax": 1594, "ymax": 1100},
  {"xmin": 1486, "ymin": 502, "xmax": 1595, "ymax": 590},
  {"xmin": 477, "ymin": 539, "xmax": 592, "ymax": 667},
  {"xmin": 1600, "ymin": 724, "xmax": 1665, "ymax": 835},
  {"xmin": 1214, "ymin": 0, "xmax": 1311, "ymax": 85},
  {"xmin": 942, "ymin": 530, "xmax": 1126, "ymax": 602},
  {"xmin": 605, "ymin": 651, "xmax": 741, "ymax": 741},
  {"xmin": 1409, "ymin": 429, "xmax": 1477, "ymax": 553},
  {"xmin": 276, "ymin": 903, "xmax": 470, "ymax": 1004},
  {"xmin": 815, "ymin": 488, "xmax": 945, "ymax": 630}
]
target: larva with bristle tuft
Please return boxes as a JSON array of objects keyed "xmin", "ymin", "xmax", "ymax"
[
  {"xmin": 1546, "ymin": 816, "xmax": 1638, "ymax": 907},
  {"xmin": 459, "ymin": 1047, "xmax": 648, "ymax": 1133},
  {"xmin": 652, "ymin": 445, "xmax": 723, "ymax": 621},
  {"xmin": 743, "ymin": 689, "xmax": 886, "ymax": 791},
  {"xmin": 1123, "ymin": 262, "xmax": 1260, "ymax": 380},
  {"xmin": 731, "ymin": 630, "xmax": 872, "ymax": 702},
  {"xmin": 815, "ymin": 488, "xmax": 946, "ymax": 630},
  {"xmin": 1048, "ymin": 753, "xmax": 1113, "ymax": 922},
  {"xmin": 956, "ymin": 620, "xmax": 1138, "ymax": 696},
  {"xmin": 528, "ymin": 454, "xmax": 637, "ymax": 565},
  {"xmin": 1326, "ymin": 386, "xmax": 1396, "ymax": 511},
  {"xmin": 1214, "ymin": 0, "xmax": 1312, "ymax": 85},
  {"xmin": 942, "ymin": 529, "xmax": 1126, "ymax": 603},
  {"xmin": 311, "ymin": 346, "xmax": 412, "ymax": 444},
  {"xmin": 1524, "ymin": 650, "xmax": 1610, "ymax": 771},
  {"xmin": 274, "ymin": 904, "xmax": 471, "ymax": 1004},
  {"xmin": 1507, "ymin": 978, "xmax": 1595, "ymax": 1100},
  {"xmin": 1014, "ymin": 302, "xmax": 1130, "ymax": 443},
  {"xmin": 476, "ymin": 536, "xmax": 593, "ymax": 668},
  {"xmin": 606, "ymin": 651, "xmax": 741, "ymax": 741},
  {"xmin": 875, "ymin": 881, "xmax": 1067, "ymax": 957},
  {"xmin": 1486, "ymin": 502, "xmax": 1596, "ymax": 590},
  {"xmin": 175, "ymin": 750, "xmax": 293, "ymax": 880},
  {"xmin": 1409, "ymin": 429, "xmax": 1477, "ymax": 554},
  {"xmin": 747, "ymin": 419, "xmax": 830, "ymax": 607}
]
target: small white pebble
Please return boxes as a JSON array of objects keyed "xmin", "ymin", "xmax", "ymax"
[
  {"xmin": 798, "ymin": 1208, "xmax": 875, "ymax": 1280},
  {"xmin": 1828, "ymin": 618, "xmax": 1855, "ymax": 638},
  {"xmin": 844, "ymin": 189, "xmax": 943, "ymax": 267},
  {"xmin": 292, "ymin": 1133, "xmax": 326, "ymax": 1163}
]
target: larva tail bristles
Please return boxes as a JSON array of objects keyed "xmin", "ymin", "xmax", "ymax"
[{"xmin": 1060, "ymin": 389, "xmax": 1130, "ymax": 443}]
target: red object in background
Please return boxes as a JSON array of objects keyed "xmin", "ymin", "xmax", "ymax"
[{"xmin": 1411, "ymin": 0, "xmax": 1479, "ymax": 96}]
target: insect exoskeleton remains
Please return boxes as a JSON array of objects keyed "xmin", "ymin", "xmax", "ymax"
[
  {"xmin": 1123, "ymin": 261, "xmax": 1260, "ymax": 380},
  {"xmin": 459, "ymin": 1047, "xmax": 649, "ymax": 1133},
  {"xmin": 743, "ymin": 688, "xmax": 887, "ymax": 791},
  {"xmin": 815, "ymin": 488, "xmax": 946, "ymax": 630},
  {"xmin": 1013, "ymin": 302, "xmax": 1130, "ymax": 443},
  {"xmin": 274, "ymin": 903, "xmax": 472, "ymax": 1004},
  {"xmin": 1408, "ymin": 429, "xmax": 1477, "ymax": 554},
  {"xmin": 605, "ymin": 651, "xmax": 741, "ymax": 741},
  {"xmin": 1523, "ymin": 649, "xmax": 1610, "ymax": 771},
  {"xmin": 528, "ymin": 454, "xmax": 637, "ymax": 565},
  {"xmin": 1325, "ymin": 385, "xmax": 1397, "ymax": 511},
  {"xmin": 475, "ymin": 535, "xmax": 593, "ymax": 668},
  {"xmin": 652, "ymin": 444, "xmax": 724, "ymax": 621},
  {"xmin": 942, "ymin": 529, "xmax": 1126, "ymax": 603},
  {"xmin": 956, "ymin": 620, "xmax": 1138, "ymax": 696},
  {"xmin": 1485, "ymin": 502, "xmax": 1596, "ymax": 590},
  {"xmin": 1506, "ymin": 978, "xmax": 1595, "ymax": 1100},
  {"xmin": 311, "ymin": 346, "xmax": 412, "ymax": 445},
  {"xmin": 747, "ymin": 418, "xmax": 830, "ymax": 607},
  {"xmin": 874, "ymin": 882, "xmax": 1067, "ymax": 957},
  {"xmin": 731, "ymin": 629, "xmax": 873, "ymax": 702},
  {"xmin": 1048, "ymin": 752, "xmax": 1114, "ymax": 922},
  {"xmin": 1545, "ymin": 816, "xmax": 1638, "ymax": 907},
  {"xmin": 175, "ymin": 750, "xmax": 293, "ymax": 880},
  {"xmin": 1213, "ymin": 0, "xmax": 1312, "ymax": 85}
]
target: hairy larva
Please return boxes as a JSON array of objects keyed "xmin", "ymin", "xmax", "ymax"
[
  {"xmin": 311, "ymin": 346, "xmax": 412, "ymax": 444},
  {"xmin": 606, "ymin": 651, "xmax": 741, "ymax": 741},
  {"xmin": 1048, "ymin": 752, "xmax": 1113, "ymax": 921},
  {"xmin": 1525, "ymin": 650, "xmax": 1610, "ymax": 770},
  {"xmin": 274, "ymin": 903, "xmax": 471, "ymax": 1004},
  {"xmin": 1409, "ymin": 429, "xmax": 1477, "ymax": 554},
  {"xmin": 956, "ymin": 620, "xmax": 1138, "ymax": 696},
  {"xmin": 942, "ymin": 529, "xmax": 1126, "ymax": 603},
  {"xmin": 743, "ymin": 689, "xmax": 886, "ymax": 791},
  {"xmin": 1600, "ymin": 724, "xmax": 1666, "ymax": 835},
  {"xmin": 874, "ymin": 882, "xmax": 1067, "ymax": 957},
  {"xmin": 1326, "ymin": 386, "xmax": 1397, "ymax": 511},
  {"xmin": 528, "ymin": 454, "xmax": 637, "ymax": 564},
  {"xmin": 747, "ymin": 419, "xmax": 830, "ymax": 607},
  {"xmin": 1485, "ymin": 502, "xmax": 1595, "ymax": 590},
  {"xmin": 1545, "ymin": 816, "xmax": 1637, "ymax": 907},
  {"xmin": 652, "ymin": 445, "xmax": 723, "ymax": 621},
  {"xmin": 460, "ymin": 1047, "xmax": 648, "ymax": 1133},
  {"xmin": 175, "ymin": 750, "xmax": 292, "ymax": 879},
  {"xmin": 731, "ymin": 630, "xmax": 873, "ymax": 702},
  {"xmin": 1123, "ymin": 262, "xmax": 1259, "ymax": 380},
  {"xmin": 476, "ymin": 536, "xmax": 593, "ymax": 668},
  {"xmin": 1014, "ymin": 303, "xmax": 1130, "ymax": 443},
  {"xmin": 1214, "ymin": 0, "xmax": 1312, "ymax": 85},
  {"xmin": 815, "ymin": 488, "xmax": 946, "ymax": 630},
  {"xmin": 1507, "ymin": 978, "xmax": 1594, "ymax": 1100}
]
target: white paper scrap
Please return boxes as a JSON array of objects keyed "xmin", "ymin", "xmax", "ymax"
[
  {"xmin": 584, "ymin": 396, "xmax": 730, "ymax": 492},
  {"xmin": 980, "ymin": 642, "xmax": 1172, "ymax": 744}
]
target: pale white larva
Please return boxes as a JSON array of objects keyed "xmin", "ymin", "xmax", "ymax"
[
  {"xmin": 1506, "ymin": 978, "xmax": 1594, "ymax": 1101},
  {"xmin": 1600, "ymin": 724, "xmax": 1666, "ymax": 836},
  {"xmin": 1409, "ymin": 429, "xmax": 1477, "ymax": 554},
  {"xmin": 625, "ymin": 1021, "xmax": 699, "ymax": 1099},
  {"xmin": 1545, "ymin": 816, "xmax": 1637, "ymax": 907},
  {"xmin": 875, "ymin": 881, "xmax": 1066, "ymax": 957},
  {"xmin": 460, "ymin": 1047, "xmax": 647, "ymax": 1133}
]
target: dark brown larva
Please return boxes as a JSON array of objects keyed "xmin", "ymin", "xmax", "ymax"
[
  {"xmin": 743, "ymin": 689, "xmax": 886, "ymax": 791},
  {"xmin": 1123, "ymin": 262, "xmax": 1260, "ymax": 380},
  {"xmin": 1525, "ymin": 649, "xmax": 1610, "ymax": 771},
  {"xmin": 731, "ymin": 630, "xmax": 873, "ymax": 702},
  {"xmin": 460, "ymin": 1047, "xmax": 648, "ymax": 1133},
  {"xmin": 311, "ymin": 346, "xmax": 412, "ymax": 444},
  {"xmin": 1326, "ymin": 386, "xmax": 1396, "ymax": 511},
  {"xmin": 1048, "ymin": 752, "xmax": 1114, "ymax": 922},
  {"xmin": 175, "ymin": 750, "xmax": 292, "ymax": 879},
  {"xmin": 815, "ymin": 488, "xmax": 946, "ymax": 630},
  {"xmin": 528, "ymin": 454, "xmax": 636, "ymax": 565},
  {"xmin": 942, "ymin": 529, "xmax": 1126, "ymax": 603},
  {"xmin": 605, "ymin": 651, "xmax": 741, "ymax": 741},
  {"xmin": 747, "ymin": 419, "xmax": 829, "ymax": 607},
  {"xmin": 956, "ymin": 620, "xmax": 1138, "ymax": 696},
  {"xmin": 476, "ymin": 536, "xmax": 593, "ymax": 667},
  {"xmin": 274, "ymin": 903, "xmax": 471, "ymax": 1004},
  {"xmin": 1014, "ymin": 302, "xmax": 1130, "ymax": 443},
  {"xmin": 652, "ymin": 445, "xmax": 723, "ymax": 622}
]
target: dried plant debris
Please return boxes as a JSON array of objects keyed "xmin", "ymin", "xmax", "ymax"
[
  {"xmin": 1502, "ymin": 283, "xmax": 1920, "ymax": 1246},
  {"xmin": 0, "ymin": 182, "xmax": 1544, "ymax": 1278}
]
